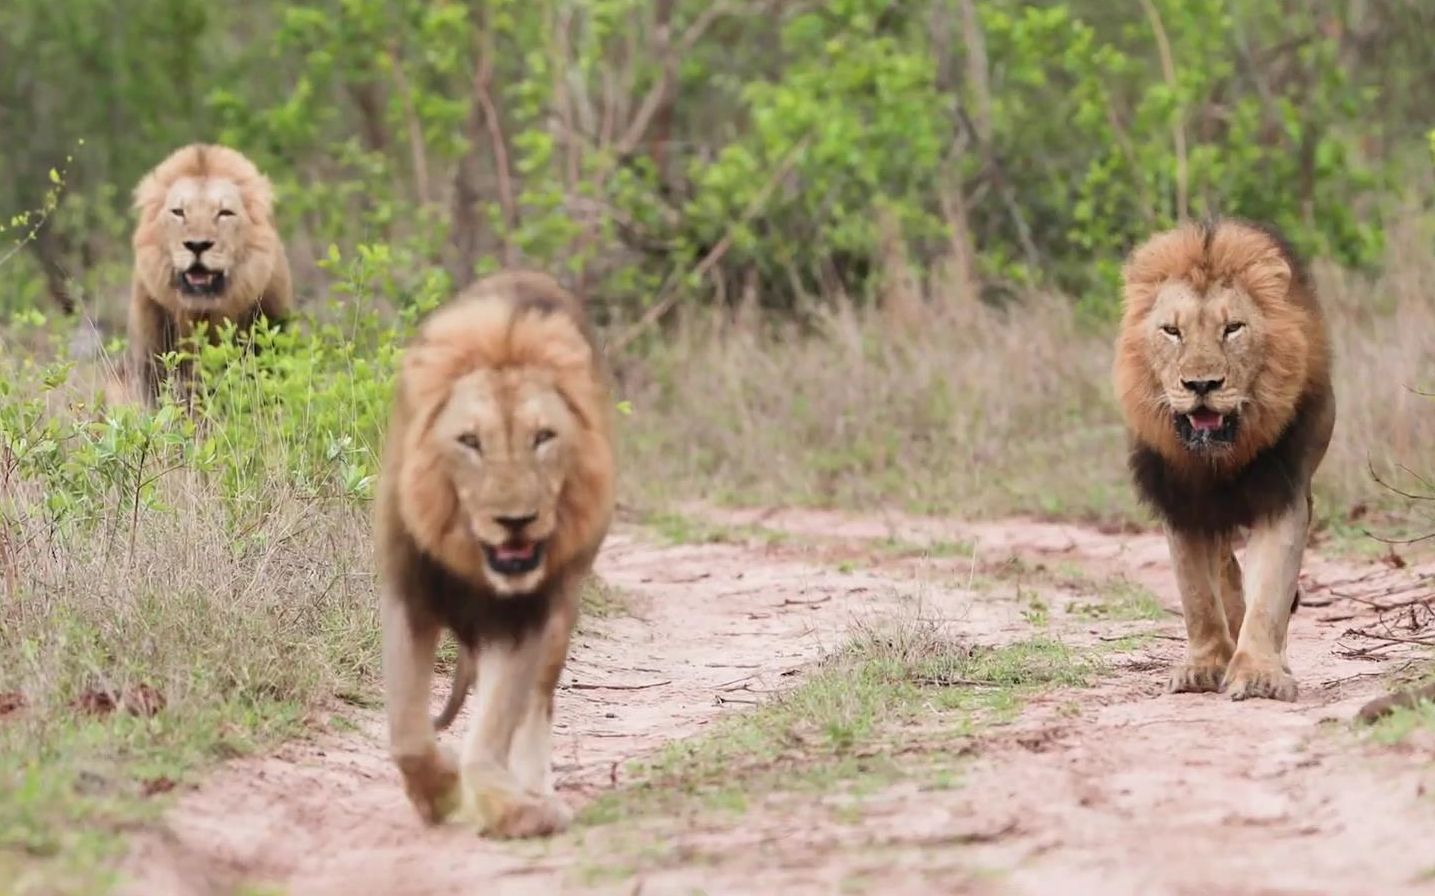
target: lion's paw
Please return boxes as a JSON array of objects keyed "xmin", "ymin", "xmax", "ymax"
[
  {"xmin": 396, "ymin": 746, "xmax": 461, "ymax": 824},
  {"xmin": 1224, "ymin": 655, "xmax": 1298, "ymax": 702},
  {"xmin": 489, "ymin": 794, "xmax": 572, "ymax": 839},
  {"xmin": 1167, "ymin": 662, "xmax": 1227, "ymax": 694},
  {"xmin": 465, "ymin": 787, "xmax": 572, "ymax": 839}
]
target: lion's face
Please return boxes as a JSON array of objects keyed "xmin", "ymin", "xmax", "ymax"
[
  {"xmin": 1141, "ymin": 279, "xmax": 1264, "ymax": 454},
  {"xmin": 160, "ymin": 176, "xmax": 249, "ymax": 300},
  {"xmin": 429, "ymin": 367, "xmax": 578, "ymax": 595}
]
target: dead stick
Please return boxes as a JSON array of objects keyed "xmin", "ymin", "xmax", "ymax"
[{"xmin": 567, "ymin": 680, "xmax": 672, "ymax": 691}]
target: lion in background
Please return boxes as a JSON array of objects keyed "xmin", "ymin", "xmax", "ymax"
[
  {"xmin": 127, "ymin": 143, "xmax": 293, "ymax": 405},
  {"xmin": 1114, "ymin": 218, "xmax": 1335, "ymax": 702},
  {"xmin": 374, "ymin": 271, "xmax": 615, "ymax": 838}
]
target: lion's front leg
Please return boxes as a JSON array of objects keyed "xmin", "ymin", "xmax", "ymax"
[
  {"xmin": 381, "ymin": 594, "xmax": 459, "ymax": 824},
  {"xmin": 1166, "ymin": 527, "xmax": 1236, "ymax": 693},
  {"xmin": 458, "ymin": 627, "xmax": 572, "ymax": 839},
  {"xmin": 507, "ymin": 600, "xmax": 576, "ymax": 799},
  {"xmin": 126, "ymin": 282, "xmax": 171, "ymax": 408},
  {"xmin": 1217, "ymin": 544, "xmax": 1245, "ymax": 644},
  {"xmin": 1224, "ymin": 493, "xmax": 1309, "ymax": 702}
]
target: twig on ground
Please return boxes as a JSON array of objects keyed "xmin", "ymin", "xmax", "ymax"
[
  {"xmin": 780, "ymin": 595, "xmax": 833, "ymax": 607},
  {"xmin": 567, "ymin": 679, "xmax": 672, "ymax": 691}
]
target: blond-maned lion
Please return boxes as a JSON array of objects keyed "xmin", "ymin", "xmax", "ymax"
[
  {"xmin": 1114, "ymin": 218, "xmax": 1335, "ymax": 702},
  {"xmin": 374, "ymin": 271, "xmax": 615, "ymax": 838},
  {"xmin": 128, "ymin": 143, "xmax": 293, "ymax": 405}
]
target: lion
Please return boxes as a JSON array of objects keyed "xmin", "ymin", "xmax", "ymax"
[
  {"xmin": 374, "ymin": 271, "xmax": 615, "ymax": 838},
  {"xmin": 127, "ymin": 143, "xmax": 293, "ymax": 405},
  {"xmin": 1113, "ymin": 218, "xmax": 1335, "ymax": 702}
]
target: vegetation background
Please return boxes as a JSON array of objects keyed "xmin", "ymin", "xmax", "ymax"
[{"xmin": 1, "ymin": 1, "xmax": 1433, "ymax": 890}]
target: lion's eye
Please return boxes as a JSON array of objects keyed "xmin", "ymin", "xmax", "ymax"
[
  {"xmin": 217, "ymin": 209, "xmax": 236, "ymax": 218},
  {"xmin": 1159, "ymin": 324, "xmax": 1181, "ymax": 339},
  {"xmin": 1223, "ymin": 321, "xmax": 1246, "ymax": 338},
  {"xmin": 533, "ymin": 428, "xmax": 557, "ymax": 448},
  {"xmin": 456, "ymin": 432, "xmax": 482, "ymax": 453},
  {"xmin": 170, "ymin": 208, "xmax": 184, "ymax": 219}
]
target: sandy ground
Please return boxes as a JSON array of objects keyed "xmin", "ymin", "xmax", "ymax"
[{"xmin": 119, "ymin": 508, "xmax": 1435, "ymax": 896}]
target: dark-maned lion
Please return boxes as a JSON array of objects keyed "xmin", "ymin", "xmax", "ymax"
[
  {"xmin": 1114, "ymin": 218, "xmax": 1335, "ymax": 702},
  {"xmin": 374, "ymin": 272, "xmax": 615, "ymax": 837}
]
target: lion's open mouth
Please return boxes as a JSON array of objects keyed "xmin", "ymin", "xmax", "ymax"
[
  {"xmin": 482, "ymin": 539, "xmax": 545, "ymax": 577},
  {"xmin": 1174, "ymin": 407, "xmax": 1238, "ymax": 449},
  {"xmin": 1188, "ymin": 409, "xmax": 1224, "ymax": 431},
  {"xmin": 177, "ymin": 264, "xmax": 226, "ymax": 297}
]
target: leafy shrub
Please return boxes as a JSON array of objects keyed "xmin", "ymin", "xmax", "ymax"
[{"xmin": 8, "ymin": 0, "xmax": 1421, "ymax": 321}]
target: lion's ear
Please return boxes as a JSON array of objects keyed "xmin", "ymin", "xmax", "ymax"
[
  {"xmin": 1246, "ymin": 254, "xmax": 1292, "ymax": 300},
  {"xmin": 245, "ymin": 173, "xmax": 276, "ymax": 220},
  {"xmin": 132, "ymin": 173, "xmax": 162, "ymax": 216},
  {"xmin": 399, "ymin": 344, "xmax": 434, "ymax": 399},
  {"xmin": 398, "ymin": 341, "xmax": 458, "ymax": 412}
]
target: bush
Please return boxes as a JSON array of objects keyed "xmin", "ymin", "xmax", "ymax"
[{"xmin": 3, "ymin": 0, "xmax": 1428, "ymax": 319}]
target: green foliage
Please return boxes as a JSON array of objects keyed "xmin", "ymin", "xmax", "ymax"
[
  {"xmin": 4, "ymin": 0, "xmax": 1431, "ymax": 318},
  {"xmin": 674, "ymin": 3, "xmax": 948, "ymax": 302},
  {"xmin": 0, "ymin": 241, "xmax": 448, "ymax": 554},
  {"xmin": 982, "ymin": 0, "xmax": 1387, "ymax": 303}
]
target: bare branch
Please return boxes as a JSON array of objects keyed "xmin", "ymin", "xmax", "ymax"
[
  {"xmin": 471, "ymin": 22, "xmax": 518, "ymax": 268},
  {"xmin": 385, "ymin": 46, "xmax": 432, "ymax": 205},
  {"xmin": 951, "ymin": 100, "xmax": 1040, "ymax": 272},
  {"xmin": 958, "ymin": 0, "xmax": 991, "ymax": 143},
  {"xmin": 614, "ymin": 2, "xmax": 737, "ymax": 156},
  {"xmin": 1368, "ymin": 461, "xmax": 1435, "ymax": 503}
]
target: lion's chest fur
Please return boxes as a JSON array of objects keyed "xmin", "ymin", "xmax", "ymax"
[
  {"xmin": 1129, "ymin": 383, "xmax": 1334, "ymax": 536},
  {"xmin": 401, "ymin": 546, "xmax": 562, "ymax": 648}
]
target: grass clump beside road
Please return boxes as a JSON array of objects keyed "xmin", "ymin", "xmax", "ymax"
[{"xmin": 580, "ymin": 617, "xmax": 1097, "ymax": 826}]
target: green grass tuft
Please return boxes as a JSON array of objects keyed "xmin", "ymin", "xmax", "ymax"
[{"xmin": 580, "ymin": 619, "xmax": 1097, "ymax": 826}]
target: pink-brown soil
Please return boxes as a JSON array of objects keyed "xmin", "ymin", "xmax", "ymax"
[{"xmin": 120, "ymin": 507, "xmax": 1435, "ymax": 896}]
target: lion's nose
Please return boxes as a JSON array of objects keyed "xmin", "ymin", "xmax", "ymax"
[
  {"xmin": 183, "ymin": 239, "xmax": 215, "ymax": 256},
  {"xmin": 494, "ymin": 513, "xmax": 537, "ymax": 536},
  {"xmin": 1182, "ymin": 378, "xmax": 1224, "ymax": 396}
]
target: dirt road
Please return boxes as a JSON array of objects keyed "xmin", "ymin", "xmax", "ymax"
[{"xmin": 121, "ymin": 508, "xmax": 1435, "ymax": 896}]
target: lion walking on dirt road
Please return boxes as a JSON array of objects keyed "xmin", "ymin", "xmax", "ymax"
[
  {"xmin": 1114, "ymin": 218, "xmax": 1335, "ymax": 702},
  {"xmin": 374, "ymin": 271, "xmax": 615, "ymax": 838}
]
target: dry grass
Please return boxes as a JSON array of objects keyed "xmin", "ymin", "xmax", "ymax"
[
  {"xmin": 1, "ymin": 480, "xmax": 375, "ymax": 716},
  {"xmin": 0, "ymin": 472, "xmax": 375, "ymax": 884},
  {"xmin": 616, "ymin": 224, "xmax": 1435, "ymax": 539},
  {"xmin": 617, "ymin": 291, "xmax": 1124, "ymax": 520}
]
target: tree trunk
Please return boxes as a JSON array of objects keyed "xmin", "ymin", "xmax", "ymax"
[{"xmin": 31, "ymin": 222, "xmax": 76, "ymax": 315}]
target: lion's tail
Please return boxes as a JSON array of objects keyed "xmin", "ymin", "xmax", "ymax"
[{"xmin": 432, "ymin": 647, "xmax": 475, "ymax": 731}]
